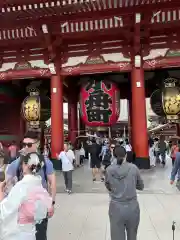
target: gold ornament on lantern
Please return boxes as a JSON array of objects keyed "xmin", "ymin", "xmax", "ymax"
[
  {"xmin": 22, "ymin": 88, "xmax": 40, "ymax": 128},
  {"xmin": 162, "ymin": 78, "xmax": 180, "ymax": 122},
  {"xmin": 21, "ymin": 87, "xmax": 51, "ymax": 128},
  {"xmin": 96, "ymin": 127, "xmax": 108, "ymax": 132}
]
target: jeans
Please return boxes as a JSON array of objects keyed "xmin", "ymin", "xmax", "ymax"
[
  {"xmin": 36, "ymin": 218, "xmax": 48, "ymax": 240},
  {"xmin": 160, "ymin": 152, "xmax": 166, "ymax": 164},
  {"xmin": 63, "ymin": 171, "xmax": 72, "ymax": 190},
  {"xmin": 80, "ymin": 155, "xmax": 84, "ymax": 165}
]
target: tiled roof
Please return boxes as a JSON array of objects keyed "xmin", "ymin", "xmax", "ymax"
[{"xmin": 0, "ymin": 0, "xmax": 178, "ymax": 60}]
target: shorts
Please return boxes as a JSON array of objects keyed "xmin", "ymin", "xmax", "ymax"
[{"xmin": 90, "ymin": 159, "xmax": 101, "ymax": 169}]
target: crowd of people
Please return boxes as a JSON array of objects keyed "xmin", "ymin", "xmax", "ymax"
[
  {"xmin": 148, "ymin": 136, "xmax": 180, "ymax": 167},
  {"xmin": 0, "ymin": 132, "xmax": 180, "ymax": 240},
  {"xmin": 56, "ymin": 137, "xmax": 143, "ymax": 240}
]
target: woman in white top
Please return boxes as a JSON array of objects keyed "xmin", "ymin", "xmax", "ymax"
[
  {"xmin": 0, "ymin": 152, "xmax": 52, "ymax": 240},
  {"xmin": 79, "ymin": 142, "xmax": 85, "ymax": 166},
  {"xmin": 57, "ymin": 144, "xmax": 74, "ymax": 194},
  {"xmin": 149, "ymin": 140, "xmax": 156, "ymax": 167},
  {"xmin": 74, "ymin": 145, "xmax": 81, "ymax": 167},
  {"xmin": 125, "ymin": 139, "xmax": 133, "ymax": 163}
]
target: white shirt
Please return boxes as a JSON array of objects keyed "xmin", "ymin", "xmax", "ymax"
[
  {"xmin": 58, "ymin": 151, "xmax": 74, "ymax": 172},
  {"xmin": 66, "ymin": 149, "xmax": 75, "ymax": 162},
  {"xmin": 125, "ymin": 144, "xmax": 132, "ymax": 152},
  {"xmin": 79, "ymin": 147, "xmax": 85, "ymax": 156}
]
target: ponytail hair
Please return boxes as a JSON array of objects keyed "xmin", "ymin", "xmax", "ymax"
[
  {"xmin": 20, "ymin": 152, "xmax": 44, "ymax": 174},
  {"xmin": 114, "ymin": 146, "xmax": 126, "ymax": 165}
]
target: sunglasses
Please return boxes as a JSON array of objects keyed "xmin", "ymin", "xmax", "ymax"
[
  {"xmin": 111, "ymin": 146, "xmax": 115, "ymax": 149},
  {"xmin": 22, "ymin": 141, "xmax": 37, "ymax": 148}
]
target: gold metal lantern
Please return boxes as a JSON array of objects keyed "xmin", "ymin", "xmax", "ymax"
[
  {"xmin": 162, "ymin": 78, "xmax": 180, "ymax": 122},
  {"xmin": 21, "ymin": 88, "xmax": 51, "ymax": 128}
]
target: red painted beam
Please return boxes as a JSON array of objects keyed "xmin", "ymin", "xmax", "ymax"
[
  {"xmin": 0, "ymin": 27, "xmax": 132, "ymax": 48},
  {"xmin": 65, "ymin": 40, "xmax": 128, "ymax": 51},
  {"xmin": 1, "ymin": 1, "xmax": 180, "ymax": 28},
  {"xmin": 149, "ymin": 43, "xmax": 180, "ymax": 50},
  {"xmin": 2, "ymin": 55, "xmax": 45, "ymax": 63},
  {"xmin": 61, "ymin": 62, "xmax": 132, "ymax": 75},
  {"xmin": 58, "ymin": 28, "xmax": 133, "ymax": 41},
  {"xmin": 143, "ymin": 56, "xmax": 180, "ymax": 70},
  {"xmin": 149, "ymin": 20, "xmax": 180, "ymax": 31},
  {"xmin": 0, "ymin": 35, "xmax": 128, "ymax": 55},
  {"xmin": 143, "ymin": 36, "xmax": 180, "ymax": 43},
  {"xmin": 0, "ymin": 37, "xmax": 41, "ymax": 48},
  {"xmin": 1, "ymin": 0, "xmax": 178, "ymax": 8},
  {"xmin": 0, "ymin": 0, "xmax": 60, "ymax": 6},
  {"xmin": 62, "ymin": 46, "xmax": 131, "ymax": 58},
  {"xmin": 0, "ymin": 69, "xmax": 50, "ymax": 80}
]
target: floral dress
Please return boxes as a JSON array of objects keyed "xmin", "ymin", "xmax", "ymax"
[{"xmin": 0, "ymin": 174, "xmax": 52, "ymax": 240}]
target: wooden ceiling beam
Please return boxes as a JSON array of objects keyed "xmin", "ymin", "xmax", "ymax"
[
  {"xmin": 0, "ymin": 11, "xmax": 133, "ymax": 29},
  {"xmin": 142, "ymin": 36, "xmax": 180, "ymax": 44},
  {"xmin": 143, "ymin": 42, "xmax": 180, "ymax": 50},
  {"xmin": 2, "ymin": 54, "xmax": 44, "ymax": 63},
  {"xmin": 0, "ymin": 0, "xmax": 60, "ymax": 6},
  {"xmin": 1, "ymin": 51, "xmax": 44, "ymax": 58},
  {"xmin": 62, "ymin": 46, "xmax": 131, "ymax": 58},
  {"xmin": 0, "ymin": 31, "xmax": 125, "ymax": 49},
  {"xmin": 0, "ymin": 2, "xmax": 180, "ymax": 28},
  {"xmin": 64, "ymin": 41, "xmax": 127, "ymax": 51},
  {"xmin": 55, "ymin": 27, "xmax": 133, "ymax": 41},
  {"xmin": 0, "ymin": 0, "xmax": 178, "ymax": 8},
  {"xmin": 149, "ymin": 20, "xmax": 180, "ymax": 31}
]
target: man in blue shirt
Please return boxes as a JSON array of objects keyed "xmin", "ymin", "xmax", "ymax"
[
  {"xmin": 6, "ymin": 131, "xmax": 56, "ymax": 240},
  {"xmin": 170, "ymin": 151, "xmax": 180, "ymax": 186}
]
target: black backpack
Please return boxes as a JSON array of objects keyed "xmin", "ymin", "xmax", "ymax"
[
  {"xmin": 102, "ymin": 149, "xmax": 112, "ymax": 166},
  {"xmin": 16, "ymin": 154, "xmax": 47, "ymax": 182}
]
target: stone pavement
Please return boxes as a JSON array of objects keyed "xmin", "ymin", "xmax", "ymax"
[{"xmin": 48, "ymin": 159, "xmax": 180, "ymax": 240}]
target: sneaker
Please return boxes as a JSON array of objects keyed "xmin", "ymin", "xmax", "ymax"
[
  {"xmin": 101, "ymin": 178, "xmax": 105, "ymax": 182},
  {"xmin": 93, "ymin": 178, "xmax": 96, "ymax": 182},
  {"xmin": 67, "ymin": 190, "xmax": 72, "ymax": 194}
]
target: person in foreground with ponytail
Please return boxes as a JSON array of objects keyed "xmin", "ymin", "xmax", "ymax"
[
  {"xmin": 105, "ymin": 146, "xmax": 144, "ymax": 240},
  {"xmin": 0, "ymin": 152, "xmax": 52, "ymax": 240}
]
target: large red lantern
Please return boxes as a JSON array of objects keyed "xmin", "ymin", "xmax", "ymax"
[{"xmin": 79, "ymin": 80, "xmax": 120, "ymax": 127}]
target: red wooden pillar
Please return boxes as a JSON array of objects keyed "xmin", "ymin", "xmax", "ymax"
[
  {"xmin": 68, "ymin": 102, "xmax": 71, "ymax": 141},
  {"xmin": 68, "ymin": 96, "xmax": 78, "ymax": 145},
  {"xmin": 131, "ymin": 67, "xmax": 149, "ymax": 169},
  {"xmin": 51, "ymin": 74, "xmax": 64, "ymax": 158},
  {"xmin": 128, "ymin": 99, "xmax": 132, "ymax": 144}
]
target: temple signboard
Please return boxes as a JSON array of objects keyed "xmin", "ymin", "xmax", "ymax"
[
  {"xmin": 85, "ymin": 55, "xmax": 105, "ymax": 65},
  {"xmin": 14, "ymin": 61, "xmax": 32, "ymax": 70}
]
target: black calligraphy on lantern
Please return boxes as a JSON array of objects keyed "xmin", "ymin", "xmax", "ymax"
[
  {"xmin": 85, "ymin": 80, "xmax": 112, "ymax": 92},
  {"xmin": 85, "ymin": 89, "xmax": 112, "ymax": 123}
]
